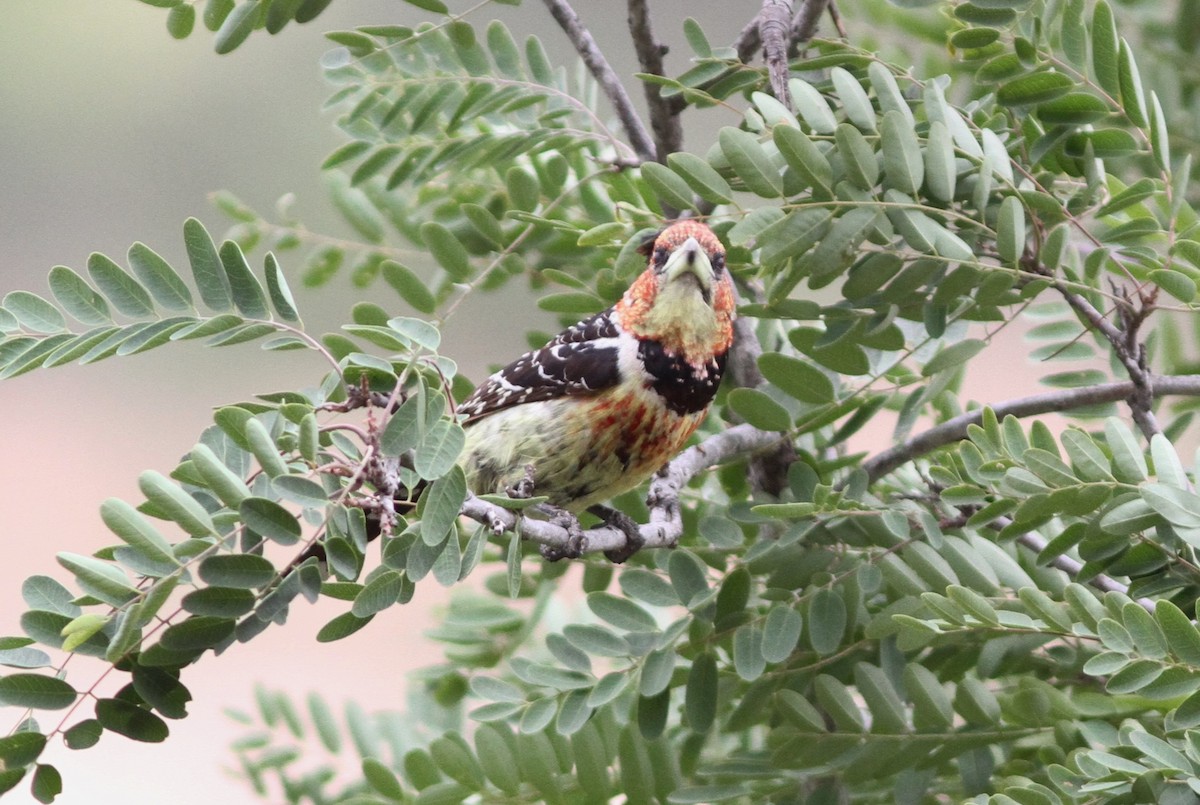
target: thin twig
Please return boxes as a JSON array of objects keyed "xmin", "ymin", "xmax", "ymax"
[
  {"xmin": 759, "ymin": 0, "xmax": 794, "ymax": 107},
  {"xmin": 861, "ymin": 374, "xmax": 1200, "ymax": 483},
  {"xmin": 626, "ymin": 0, "xmax": 682, "ymax": 162},
  {"xmin": 540, "ymin": 0, "xmax": 657, "ymax": 163}
]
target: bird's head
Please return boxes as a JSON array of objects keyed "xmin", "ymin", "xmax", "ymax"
[{"xmin": 617, "ymin": 220, "xmax": 736, "ymax": 365}]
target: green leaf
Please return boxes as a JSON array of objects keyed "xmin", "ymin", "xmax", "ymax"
[
  {"xmin": 761, "ymin": 606, "xmax": 803, "ymax": 663},
  {"xmin": 1037, "ymin": 92, "xmax": 1111, "ymax": 125},
  {"xmin": 316, "ymin": 611, "xmax": 373, "ymax": 643},
  {"xmin": 352, "ymin": 570, "xmax": 405, "ymax": 617},
  {"xmin": 808, "ymin": 589, "xmax": 846, "ymax": 655},
  {"xmin": 166, "ymin": 2, "xmax": 195, "ymax": 37},
  {"xmin": 88, "ymin": 253, "xmax": 154, "ymax": 318},
  {"xmin": 880, "ymin": 110, "xmax": 924, "ymax": 195},
  {"xmin": 868, "ymin": 62, "xmax": 914, "ymax": 128},
  {"xmin": 95, "ymin": 698, "xmax": 169, "ymax": 742},
  {"xmin": 388, "ymin": 317, "xmax": 440, "ymax": 353},
  {"xmin": 718, "ymin": 127, "xmax": 782, "ymax": 198},
  {"xmin": 666, "ymin": 152, "xmax": 732, "ymax": 205},
  {"xmin": 475, "ymin": 724, "xmax": 520, "ymax": 794},
  {"xmin": 31, "ymin": 763, "xmax": 62, "ymax": 804},
  {"xmin": 835, "ymin": 123, "xmax": 879, "ymax": 190},
  {"xmin": 1157, "ymin": 600, "xmax": 1200, "ymax": 665},
  {"xmin": 727, "ymin": 388, "xmax": 791, "ymax": 431},
  {"xmin": 0, "ymin": 732, "xmax": 46, "ymax": 768},
  {"xmin": 189, "ymin": 442, "xmax": 252, "ymax": 507},
  {"xmin": 382, "ymin": 261, "xmax": 437, "ymax": 314},
  {"xmin": 830, "ymin": 67, "xmax": 876, "ymax": 132},
  {"xmin": 158, "ymin": 615, "xmax": 235, "ymax": 652},
  {"xmin": 239, "ymin": 498, "xmax": 303, "ymax": 545},
  {"xmin": 263, "ymin": 254, "xmax": 301, "ymax": 322},
  {"xmin": 128, "ymin": 243, "xmax": 193, "ymax": 311},
  {"xmin": 421, "ymin": 222, "xmax": 473, "ymax": 280},
  {"xmin": 922, "ymin": 339, "xmax": 986, "ymax": 376},
  {"xmin": 1142, "ymin": 483, "xmax": 1200, "ymax": 529},
  {"xmin": 789, "ymin": 78, "xmax": 837, "ymax": 133},
  {"xmin": 1106, "ymin": 417, "xmax": 1148, "ymax": 482},
  {"xmin": 1091, "ymin": 1, "xmax": 1120, "ymax": 95},
  {"xmin": 668, "ymin": 551, "xmax": 709, "ymax": 607},
  {"xmin": 641, "ymin": 161, "xmax": 695, "ymax": 211},
  {"xmin": 564, "ymin": 624, "xmax": 629, "ymax": 657},
  {"xmin": 184, "ymin": 218, "xmax": 233, "ymax": 312},
  {"xmin": 55, "ymin": 552, "xmax": 138, "ymax": 607},
  {"xmin": 100, "ymin": 497, "xmax": 180, "ymax": 567},
  {"xmin": 587, "ymin": 592, "xmax": 656, "ymax": 632},
  {"xmin": 48, "ymin": 266, "xmax": 112, "ymax": 326},
  {"xmin": 996, "ymin": 196, "xmax": 1025, "ymax": 264},
  {"xmin": 685, "ymin": 652, "xmax": 718, "ymax": 733},
  {"xmin": 758, "ymin": 352, "xmax": 834, "ymax": 404},
  {"xmin": 362, "ymin": 757, "xmax": 404, "ymax": 800},
  {"xmin": 214, "ymin": 0, "xmax": 261, "ymax": 53},
  {"xmin": 138, "ymin": 471, "xmax": 217, "ymax": 538},
  {"xmin": 61, "ymin": 719, "xmax": 102, "ymax": 753},
  {"xmin": 420, "ymin": 465, "xmax": 467, "ymax": 546},
  {"xmin": 181, "ymin": 587, "xmax": 256, "ymax": 618},
  {"xmin": 997, "ymin": 71, "xmax": 1074, "ymax": 106},
  {"xmin": 22, "ymin": 576, "xmax": 79, "ymax": 618},
  {"xmin": 219, "ymin": 241, "xmax": 269, "ymax": 318},
  {"xmin": 924, "ymin": 120, "xmax": 956, "ymax": 202},
  {"xmin": 0, "ymin": 675, "xmax": 76, "ymax": 711},
  {"xmin": 198, "ymin": 554, "xmax": 276, "ymax": 589},
  {"xmin": 3, "ymin": 292, "xmax": 66, "ymax": 334},
  {"xmin": 774, "ymin": 125, "xmax": 832, "ymax": 194}
]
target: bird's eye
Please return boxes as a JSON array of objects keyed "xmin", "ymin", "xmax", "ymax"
[
  {"xmin": 711, "ymin": 252, "xmax": 726, "ymax": 274},
  {"xmin": 653, "ymin": 246, "xmax": 670, "ymax": 272}
]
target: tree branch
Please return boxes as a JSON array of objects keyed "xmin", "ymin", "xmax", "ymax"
[
  {"xmin": 1014, "ymin": 530, "xmax": 1153, "ymax": 612},
  {"xmin": 862, "ymin": 374, "xmax": 1200, "ymax": 483},
  {"xmin": 1041, "ymin": 263, "xmax": 1161, "ymax": 441},
  {"xmin": 626, "ymin": 0, "xmax": 681, "ymax": 162},
  {"xmin": 540, "ymin": 0, "xmax": 657, "ymax": 164},
  {"xmin": 759, "ymin": 0, "xmax": 794, "ymax": 107},
  {"xmin": 459, "ymin": 424, "xmax": 783, "ymax": 556},
  {"xmin": 791, "ymin": 0, "xmax": 834, "ymax": 46}
]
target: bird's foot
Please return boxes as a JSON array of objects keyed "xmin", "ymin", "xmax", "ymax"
[
  {"xmin": 538, "ymin": 505, "xmax": 587, "ymax": 561},
  {"xmin": 505, "ymin": 464, "xmax": 538, "ymax": 501},
  {"xmin": 589, "ymin": 504, "xmax": 645, "ymax": 563}
]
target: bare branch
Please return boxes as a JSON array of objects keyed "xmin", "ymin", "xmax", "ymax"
[
  {"xmin": 759, "ymin": 0, "xmax": 794, "ymax": 107},
  {"xmin": 1041, "ymin": 265, "xmax": 1161, "ymax": 440},
  {"xmin": 540, "ymin": 0, "xmax": 657, "ymax": 163},
  {"xmin": 460, "ymin": 424, "xmax": 783, "ymax": 557},
  {"xmin": 728, "ymin": 281, "xmax": 797, "ymax": 497},
  {"xmin": 862, "ymin": 374, "xmax": 1200, "ymax": 483},
  {"xmin": 791, "ymin": 0, "xmax": 834, "ymax": 46},
  {"xmin": 626, "ymin": 0, "xmax": 682, "ymax": 162}
]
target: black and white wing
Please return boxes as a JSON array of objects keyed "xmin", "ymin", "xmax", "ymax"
[{"xmin": 457, "ymin": 308, "xmax": 624, "ymax": 424}]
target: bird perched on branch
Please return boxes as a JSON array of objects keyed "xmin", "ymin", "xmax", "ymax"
[{"xmin": 457, "ymin": 220, "xmax": 736, "ymax": 561}]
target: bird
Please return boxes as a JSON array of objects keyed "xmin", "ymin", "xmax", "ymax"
[{"xmin": 456, "ymin": 219, "xmax": 736, "ymax": 561}]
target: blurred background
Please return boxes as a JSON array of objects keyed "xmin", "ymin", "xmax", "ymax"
[{"xmin": 0, "ymin": 2, "xmax": 1082, "ymax": 802}]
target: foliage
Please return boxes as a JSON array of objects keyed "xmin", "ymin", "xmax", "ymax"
[{"xmin": 4, "ymin": 0, "xmax": 1200, "ymax": 802}]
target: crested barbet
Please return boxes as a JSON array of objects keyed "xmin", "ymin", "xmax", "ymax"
[{"xmin": 456, "ymin": 220, "xmax": 736, "ymax": 560}]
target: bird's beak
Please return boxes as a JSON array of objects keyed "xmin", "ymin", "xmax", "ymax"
[{"xmin": 662, "ymin": 236, "xmax": 713, "ymax": 292}]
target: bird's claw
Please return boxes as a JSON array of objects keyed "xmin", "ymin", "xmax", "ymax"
[
  {"xmin": 539, "ymin": 506, "xmax": 586, "ymax": 561},
  {"xmin": 590, "ymin": 505, "xmax": 645, "ymax": 563},
  {"xmin": 506, "ymin": 464, "xmax": 538, "ymax": 501}
]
